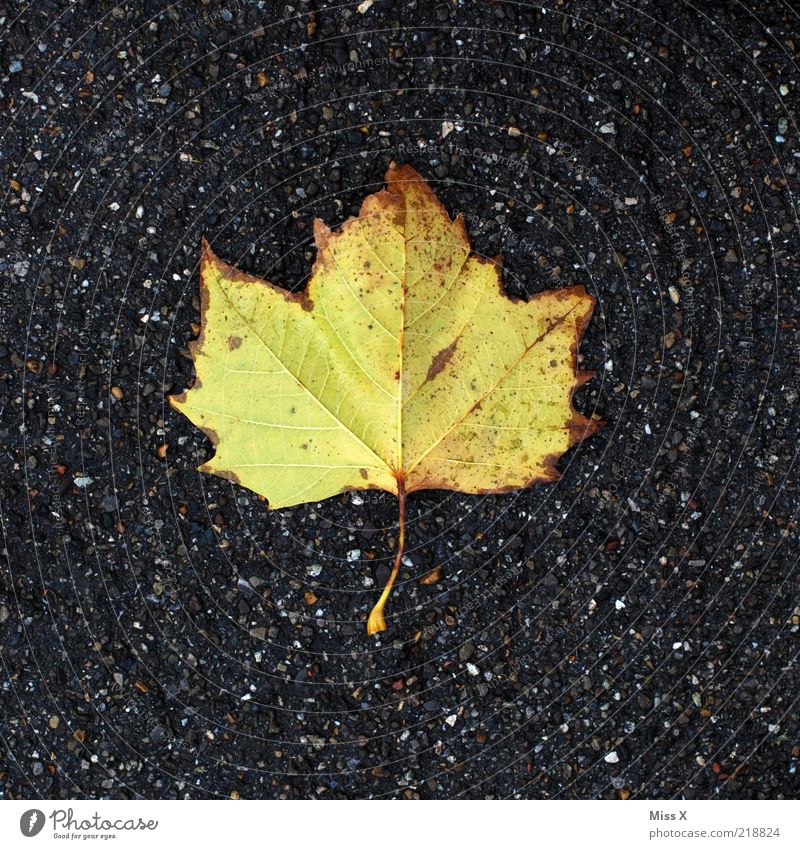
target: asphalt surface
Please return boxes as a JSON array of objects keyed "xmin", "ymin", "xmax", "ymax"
[{"xmin": 0, "ymin": 1, "xmax": 798, "ymax": 800}]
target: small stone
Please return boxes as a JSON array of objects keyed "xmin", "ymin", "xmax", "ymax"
[
  {"xmin": 441, "ymin": 120, "xmax": 455, "ymax": 138},
  {"xmin": 604, "ymin": 750, "xmax": 619, "ymax": 763},
  {"xmin": 149, "ymin": 725, "xmax": 167, "ymax": 744},
  {"xmin": 668, "ymin": 285, "xmax": 680, "ymax": 304},
  {"xmin": 9, "ymin": 59, "xmax": 22, "ymax": 73},
  {"xmin": 49, "ymin": 716, "xmax": 59, "ymax": 730},
  {"xmin": 419, "ymin": 565, "xmax": 442, "ymax": 585},
  {"xmin": 599, "ymin": 122, "xmax": 616, "ymax": 134},
  {"xmin": 74, "ymin": 476, "xmax": 93, "ymax": 488}
]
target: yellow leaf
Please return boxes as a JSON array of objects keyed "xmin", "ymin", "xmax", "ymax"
[{"xmin": 170, "ymin": 163, "xmax": 600, "ymax": 633}]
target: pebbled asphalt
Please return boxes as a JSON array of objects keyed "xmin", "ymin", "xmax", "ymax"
[{"xmin": 0, "ymin": 0, "xmax": 798, "ymax": 799}]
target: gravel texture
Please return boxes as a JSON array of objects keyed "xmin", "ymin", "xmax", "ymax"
[{"xmin": 0, "ymin": 0, "xmax": 798, "ymax": 799}]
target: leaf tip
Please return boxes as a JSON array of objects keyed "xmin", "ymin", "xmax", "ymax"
[
  {"xmin": 166, "ymin": 391, "xmax": 185, "ymax": 411},
  {"xmin": 385, "ymin": 160, "xmax": 425, "ymax": 188},
  {"xmin": 199, "ymin": 234, "xmax": 218, "ymax": 267},
  {"xmin": 313, "ymin": 216, "xmax": 331, "ymax": 251}
]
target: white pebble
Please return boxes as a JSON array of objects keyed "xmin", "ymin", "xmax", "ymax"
[{"xmin": 604, "ymin": 751, "xmax": 619, "ymax": 763}]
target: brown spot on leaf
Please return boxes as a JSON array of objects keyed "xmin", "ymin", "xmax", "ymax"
[
  {"xmin": 426, "ymin": 339, "xmax": 458, "ymax": 382},
  {"xmin": 228, "ymin": 335, "xmax": 242, "ymax": 350}
]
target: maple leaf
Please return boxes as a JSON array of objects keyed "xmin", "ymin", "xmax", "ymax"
[{"xmin": 169, "ymin": 163, "xmax": 601, "ymax": 634}]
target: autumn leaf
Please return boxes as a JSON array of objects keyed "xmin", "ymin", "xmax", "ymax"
[{"xmin": 169, "ymin": 162, "xmax": 601, "ymax": 634}]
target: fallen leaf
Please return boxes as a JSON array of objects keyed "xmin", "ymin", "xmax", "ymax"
[{"xmin": 170, "ymin": 163, "xmax": 601, "ymax": 633}]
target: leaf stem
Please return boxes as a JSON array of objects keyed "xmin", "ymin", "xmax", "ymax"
[{"xmin": 367, "ymin": 480, "xmax": 406, "ymax": 635}]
